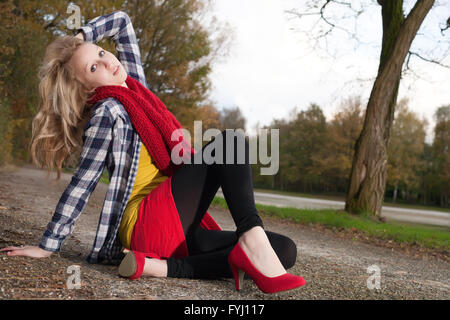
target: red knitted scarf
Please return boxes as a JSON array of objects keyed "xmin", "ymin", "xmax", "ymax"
[{"xmin": 87, "ymin": 75, "xmax": 193, "ymax": 177}]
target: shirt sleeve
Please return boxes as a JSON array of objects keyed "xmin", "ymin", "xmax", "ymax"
[
  {"xmin": 77, "ymin": 10, "xmax": 149, "ymax": 89},
  {"xmin": 39, "ymin": 106, "xmax": 113, "ymax": 252}
]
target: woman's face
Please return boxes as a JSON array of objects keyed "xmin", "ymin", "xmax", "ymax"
[{"xmin": 70, "ymin": 43, "xmax": 127, "ymax": 90}]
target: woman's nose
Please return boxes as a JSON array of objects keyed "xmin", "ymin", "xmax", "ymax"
[
  {"xmin": 106, "ymin": 61, "xmax": 115, "ymax": 70},
  {"xmin": 102, "ymin": 58, "xmax": 114, "ymax": 70}
]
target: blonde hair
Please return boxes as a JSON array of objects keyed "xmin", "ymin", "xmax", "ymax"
[{"xmin": 30, "ymin": 35, "xmax": 95, "ymax": 180}]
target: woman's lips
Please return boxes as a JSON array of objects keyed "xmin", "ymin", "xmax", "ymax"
[{"xmin": 113, "ymin": 65, "xmax": 119, "ymax": 76}]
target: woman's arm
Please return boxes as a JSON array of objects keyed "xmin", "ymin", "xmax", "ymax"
[
  {"xmin": 76, "ymin": 10, "xmax": 149, "ymax": 89},
  {"xmin": 37, "ymin": 106, "xmax": 113, "ymax": 255},
  {"xmin": 1, "ymin": 107, "xmax": 113, "ymax": 259}
]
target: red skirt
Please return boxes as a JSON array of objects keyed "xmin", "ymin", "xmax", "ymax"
[{"xmin": 129, "ymin": 176, "xmax": 221, "ymax": 259}]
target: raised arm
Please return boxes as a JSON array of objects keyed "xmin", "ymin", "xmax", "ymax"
[{"xmin": 77, "ymin": 10, "xmax": 149, "ymax": 89}]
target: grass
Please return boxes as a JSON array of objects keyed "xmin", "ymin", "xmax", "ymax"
[{"xmin": 211, "ymin": 196, "xmax": 450, "ymax": 251}]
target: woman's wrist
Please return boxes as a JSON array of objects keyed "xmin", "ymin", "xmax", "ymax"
[{"xmin": 38, "ymin": 246, "xmax": 54, "ymax": 257}]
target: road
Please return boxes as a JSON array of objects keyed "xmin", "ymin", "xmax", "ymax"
[{"xmin": 217, "ymin": 189, "xmax": 450, "ymax": 228}]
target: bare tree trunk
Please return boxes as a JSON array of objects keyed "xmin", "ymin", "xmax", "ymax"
[
  {"xmin": 345, "ymin": 0, "xmax": 435, "ymax": 216},
  {"xmin": 393, "ymin": 181, "xmax": 398, "ymax": 203}
]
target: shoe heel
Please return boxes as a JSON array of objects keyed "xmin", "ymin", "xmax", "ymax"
[
  {"xmin": 230, "ymin": 263, "xmax": 245, "ymax": 291},
  {"xmin": 228, "ymin": 243, "xmax": 306, "ymax": 294}
]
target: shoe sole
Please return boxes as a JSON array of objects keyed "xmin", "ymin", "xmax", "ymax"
[
  {"xmin": 236, "ymin": 277, "xmax": 306, "ymax": 295},
  {"xmin": 118, "ymin": 251, "xmax": 137, "ymax": 278},
  {"xmin": 238, "ymin": 275, "xmax": 306, "ymax": 294}
]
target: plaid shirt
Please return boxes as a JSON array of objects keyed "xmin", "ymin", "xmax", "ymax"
[{"xmin": 39, "ymin": 11, "xmax": 148, "ymax": 265}]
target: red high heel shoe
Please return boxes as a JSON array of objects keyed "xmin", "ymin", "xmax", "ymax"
[
  {"xmin": 228, "ymin": 243, "xmax": 306, "ymax": 293},
  {"xmin": 118, "ymin": 250, "xmax": 146, "ymax": 280}
]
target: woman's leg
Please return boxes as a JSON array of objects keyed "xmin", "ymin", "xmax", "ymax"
[
  {"xmin": 166, "ymin": 229, "xmax": 297, "ymax": 279},
  {"xmin": 168, "ymin": 130, "xmax": 287, "ymax": 278},
  {"xmin": 138, "ymin": 130, "xmax": 262, "ymax": 279},
  {"xmin": 171, "ymin": 129, "xmax": 263, "ymax": 240}
]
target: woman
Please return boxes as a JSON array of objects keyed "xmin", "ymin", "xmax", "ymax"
[{"xmin": 1, "ymin": 10, "xmax": 305, "ymax": 293}]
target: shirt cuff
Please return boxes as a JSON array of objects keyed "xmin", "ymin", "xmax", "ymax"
[
  {"xmin": 39, "ymin": 237, "xmax": 62, "ymax": 253},
  {"xmin": 77, "ymin": 25, "xmax": 95, "ymax": 43}
]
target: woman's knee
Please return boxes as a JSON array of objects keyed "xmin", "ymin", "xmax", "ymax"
[{"xmin": 280, "ymin": 236, "xmax": 297, "ymax": 270}]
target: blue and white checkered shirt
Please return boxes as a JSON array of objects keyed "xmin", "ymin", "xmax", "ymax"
[{"xmin": 39, "ymin": 11, "xmax": 147, "ymax": 265}]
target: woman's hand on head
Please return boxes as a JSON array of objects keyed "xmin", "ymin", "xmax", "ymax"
[{"xmin": 0, "ymin": 245, "xmax": 53, "ymax": 258}]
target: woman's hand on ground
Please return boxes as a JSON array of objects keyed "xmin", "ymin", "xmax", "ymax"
[{"xmin": 0, "ymin": 245, "xmax": 53, "ymax": 258}]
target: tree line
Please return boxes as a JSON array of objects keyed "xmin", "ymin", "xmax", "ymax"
[{"xmin": 250, "ymin": 98, "xmax": 449, "ymax": 208}]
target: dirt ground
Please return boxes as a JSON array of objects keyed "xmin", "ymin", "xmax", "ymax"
[{"xmin": 0, "ymin": 165, "xmax": 449, "ymax": 300}]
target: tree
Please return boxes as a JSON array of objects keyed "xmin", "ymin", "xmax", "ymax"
[
  {"xmin": 431, "ymin": 105, "xmax": 450, "ymax": 207},
  {"xmin": 289, "ymin": 0, "xmax": 444, "ymax": 216},
  {"xmin": 311, "ymin": 97, "xmax": 365, "ymax": 193},
  {"xmin": 273, "ymin": 104, "xmax": 327, "ymax": 192},
  {"xmin": 257, "ymin": 118, "xmax": 290, "ymax": 190},
  {"xmin": 345, "ymin": 0, "xmax": 438, "ymax": 216}
]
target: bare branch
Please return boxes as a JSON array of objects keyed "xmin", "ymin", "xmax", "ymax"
[
  {"xmin": 441, "ymin": 16, "xmax": 450, "ymax": 35},
  {"xmin": 286, "ymin": 0, "xmax": 358, "ymax": 39},
  {"xmin": 318, "ymin": 1, "xmax": 352, "ymax": 36},
  {"xmin": 288, "ymin": 0, "xmax": 449, "ymax": 74},
  {"xmin": 408, "ymin": 50, "xmax": 450, "ymax": 69},
  {"xmin": 44, "ymin": 13, "xmax": 60, "ymax": 30}
]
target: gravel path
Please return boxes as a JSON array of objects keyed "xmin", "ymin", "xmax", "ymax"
[{"xmin": 0, "ymin": 165, "xmax": 448, "ymax": 300}]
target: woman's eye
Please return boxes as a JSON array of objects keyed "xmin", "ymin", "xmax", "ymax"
[{"xmin": 90, "ymin": 50, "xmax": 105, "ymax": 72}]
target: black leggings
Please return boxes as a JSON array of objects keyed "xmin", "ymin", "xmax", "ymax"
[{"xmin": 165, "ymin": 130, "xmax": 297, "ymax": 279}]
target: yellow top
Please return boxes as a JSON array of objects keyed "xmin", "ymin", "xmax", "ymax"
[{"xmin": 118, "ymin": 142, "xmax": 169, "ymax": 249}]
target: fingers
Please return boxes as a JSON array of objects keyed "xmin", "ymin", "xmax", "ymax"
[
  {"xmin": 1, "ymin": 245, "xmax": 23, "ymax": 251},
  {"xmin": 5, "ymin": 250, "xmax": 21, "ymax": 256},
  {"xmin": 1, "ymin": 245, "xmax": 51, "ymax": 258},
  {"xmin": 1, "ymin": 245, "xmax": 25, "ymax": 256}
]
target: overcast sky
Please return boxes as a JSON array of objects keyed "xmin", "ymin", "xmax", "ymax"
[{"xmin": 206, "ymin": 0, "xmax": 450, "ymax": 140}]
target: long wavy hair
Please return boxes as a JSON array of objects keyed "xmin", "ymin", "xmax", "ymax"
[{"xmin": 30, "ymin": 36, "xmax": 95, "ymax": 180}]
